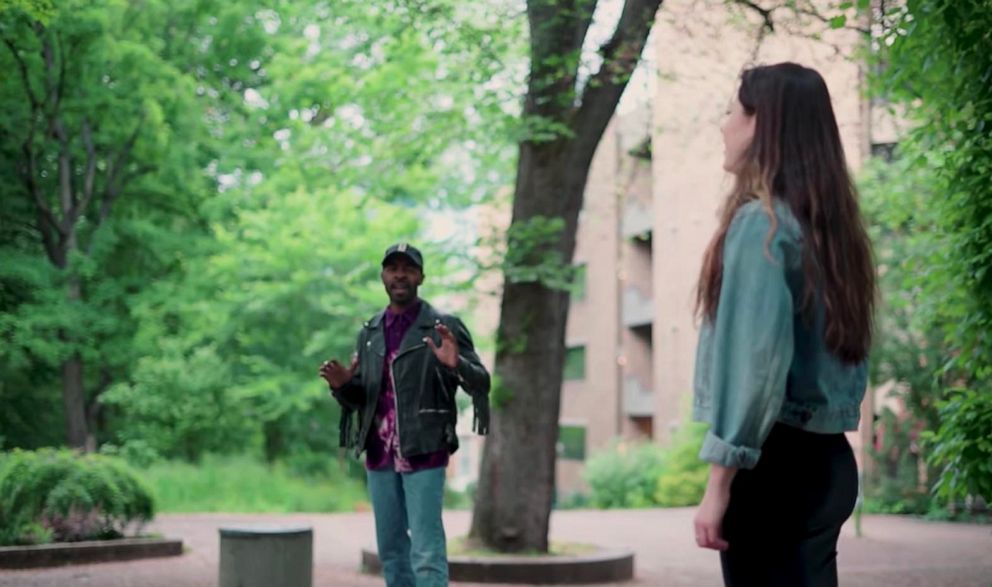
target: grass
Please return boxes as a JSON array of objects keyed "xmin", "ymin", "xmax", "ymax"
[
  {"xmin": 138, "ymin": 454, "xmax": 368, "ymax": 513},
  {"xmin": 447, "ymin": 536, "xmax": 598, "ymax": 557}
]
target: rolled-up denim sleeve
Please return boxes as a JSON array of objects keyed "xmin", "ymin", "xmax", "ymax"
[{"xmin": 698, "ymin": 206, "xmax": 795, "ymax": 469}]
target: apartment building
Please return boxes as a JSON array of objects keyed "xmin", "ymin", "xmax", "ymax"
[{"xmin": 452, "ymin": 0, "xmax": 896, "ymax": 496}]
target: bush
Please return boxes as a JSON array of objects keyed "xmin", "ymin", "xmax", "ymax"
[
  {"xmin": 443, "ymin": 484, "xmax": 473, "ymax": 510},
  {"xmin": 99, "ymin": 343, "xmax": 254, "ymax": 462},
  {"xmin": 555, "ymin": 491, "xmax": 590, "ymax": 510},
  {"xmin": 584, "ymin": 441, "xmax": 666, "ymax": 509},
  {"xmin": 584, "ymin": 422, "xmax": 708, "ymax": 509},
  {"xmin": 925, "ymin": 388, "xmax": 992, "ymax": 503},
  {"xmin": 0, "ymin": 449, "xmax": 154, "ymax": 546},
  {"xmin": 654, "ymin": 423, "xmax": 708, "ymax": 507}
]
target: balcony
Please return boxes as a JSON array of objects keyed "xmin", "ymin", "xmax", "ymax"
[
  {"xmin": 623, "ymin": 376, "xmax": 654, "ymax": 417},
  {"xmin": 621, "ymin": 198, "xmax": 653, "ymax": 239},
  {"xmin": 622, "ymin": 286, "xmax": 653, "ymax": 328}
]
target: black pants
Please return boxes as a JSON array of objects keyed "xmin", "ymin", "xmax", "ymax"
[{"xmin": 720, "ymin": 423, "xmax": 858, "ymax": 587}]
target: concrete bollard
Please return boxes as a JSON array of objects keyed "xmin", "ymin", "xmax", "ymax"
[{"xmin": 218, "ymin": 526, "xmax": 313, "ymax": 587}]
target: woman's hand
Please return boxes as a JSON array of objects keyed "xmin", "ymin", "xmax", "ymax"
[{"xmin": 693, "ymin": 464, "xmax": 737, "ymax": 551}]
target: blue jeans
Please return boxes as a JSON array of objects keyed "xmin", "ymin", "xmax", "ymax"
[{"xmin": 366, "ymin": 466, "xmax": 448, "ymax": 587}]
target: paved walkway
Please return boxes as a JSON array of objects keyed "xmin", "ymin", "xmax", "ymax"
[{"xmin": 1, "ymin": 509, "xmax": 990, "ymax": 586}]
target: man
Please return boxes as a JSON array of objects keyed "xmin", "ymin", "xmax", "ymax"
[{"xmin": 320, "ymin": 243, "xmax": 490, "ymax": 587}]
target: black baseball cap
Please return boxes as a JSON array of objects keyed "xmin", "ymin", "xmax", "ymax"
[{"xmin": 382, "ymin": 242, "xmax": 424, "ymax": 270}]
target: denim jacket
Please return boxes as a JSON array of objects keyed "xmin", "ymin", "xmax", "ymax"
[{"xmin": 692, "ymin": 200, "xmax": 868, "ymax": 469}]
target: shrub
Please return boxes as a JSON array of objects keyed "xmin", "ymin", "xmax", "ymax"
[
  {"xmin": 0, "ymin": 449, "xmax": 154, "ymax": 546},
  {"xmin": 584, "ymin": 441, "xmax": 666, "ymax": 509},
  {"xmin": 654, "ymin": 422, "xmax": 708, "ymax": 507},
  {"xmin": 925, "ymin": 388, "xmax": 992, "ymax": 503},
  {"xmin": 584, "ymin": 422, "xmax": 709, "ymax": 509}
]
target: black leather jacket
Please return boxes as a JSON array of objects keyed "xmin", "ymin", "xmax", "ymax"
[{"xmin": 332, "ymin": 300, "xmax": 490, "ymax": 458}]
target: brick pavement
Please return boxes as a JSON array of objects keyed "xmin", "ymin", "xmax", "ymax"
[{"xmin": 1, "ymin": 509, "xmax": 990, "ymax": 586}]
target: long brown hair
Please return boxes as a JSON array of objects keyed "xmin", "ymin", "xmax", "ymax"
[{"xmin": 696, "ymin": 62, "xmax": 876, "ymax": 364}]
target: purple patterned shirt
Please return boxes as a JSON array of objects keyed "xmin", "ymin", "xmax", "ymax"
[{"xmin": 365, "ymin": 300, "xmax": 450, "ymax": 472}]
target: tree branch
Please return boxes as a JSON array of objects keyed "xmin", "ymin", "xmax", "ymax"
[
  {"xmin": 2, "ymin": 36, "xmax": 40, "ymax": 109},
  {"xmin": 525, "ymin": 0, "xmax": 599, "ymax": 121},
  {"xmin": 735, "ymin": 0, "xmax": 775, "ymax": 33},
  {"xmin": 39, "ymin": 24, "xmax": 61, "ymax": 118},
  {"xmin": 56, "ymin": 31, "xmax": 67, "ymax": 114},
  {"xmin": 22, "ymin": 139, "xmax": 55, "ymax": 220},
  {"xmin": 38, "ymin": 30, "xmax": 75, "ymax": 240},
  {"xmin": 35, "ymin": 208, "xmax": 61, "ymax": 265},
  {"xmin": 10, "ymin": 56, "xmax": 65, "ymax": 264},
  {"xmin": 98, "ymin": 122, "xmax": 144, "ymax": 225},
  {"xmin": 569, "ymin": 0, "xmax": 663, "ymax": 166},
  {"xmin": 3, "ymin": 31, "xmax": 63, "ymax": 248},
  {"xmin": 569, "ymin": 0, "xmax": 599, "ymax": 63},
  {"xmin": 731, "ymin": 0, "xmax": 870, "ymax": 36},
  {"xmin": 20, "ymin": 144, "xmax": 61, "ymax": 268},
  {"xmin": 66, "ymin": 119, "xmax": 98, "ymax": 229}
]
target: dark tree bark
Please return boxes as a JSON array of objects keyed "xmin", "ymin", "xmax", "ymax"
[{"xmin": 469, "ymin": 0, "xmax": 664, "ymax": 552}]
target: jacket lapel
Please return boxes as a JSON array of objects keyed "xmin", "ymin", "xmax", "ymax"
[
  {"xmin": 396, "ymin": 301, "xmax": 436, "ymax": 358},
  {"xmin": 364, "ymin": 310, "xmax": 387, "ymax": 380}
]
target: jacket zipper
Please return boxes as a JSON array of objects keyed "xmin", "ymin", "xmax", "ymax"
[{"xmin": 389, "ymin": 342, "xmax": 424, "ymax": 458}]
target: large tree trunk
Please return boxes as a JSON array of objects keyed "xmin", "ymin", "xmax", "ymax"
[
  {"xmin": 61, "ymin": 351, "xmax": 88, "ymax": 450},
  {"xmin": 469, "ymin": 144, "xmax": 588, "ymax": 551},
  {"xmin": 61, "ymin": 277, "xmax": 88, "ymax": 449},
  {"xmin": 469, "ymin": 0, "xmax": 663, "ymax": 552}
]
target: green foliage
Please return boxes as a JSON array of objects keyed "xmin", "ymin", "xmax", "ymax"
[
  {"xmin": 488, "ymin": 374, "xmax": 515, "ymax": 410},
  {"xmin": 654, "ymin": 423, "xmax": 709, "ymax": 507},
  {"xmin": 499, "ymin": 216, "xmax": 574, "ymax": 290},
  {"xmin": 859, "ymin": 149, "xmax": 992, "ymax": 515},
  {"xmin": 924, "ymin": 389, "xmax": 992, "ymax": 502},
  {"xmin": 1, "ymin": 0, "xmax": 519, "ymax": 462},
  {"xmin": 0, "ymin": 0, "xmax": 217, "ymax": 449},
  {"xmin": 0, "ymin": 0, "xmax": 55, "ymax": 21},
  {"xmin": 584, "ymin": 423, "xmax": 708, "ymax": 509},
  {"xmin": 444, "ymin": 483, "xmax": 473, "ymax": 510},
  {"xmin": 554, "ymin": 491, "xmax": 590, "ymax": 510},
  {"xmin": 859, "ymin": 156, "xmax": 949, "ymax": 411},
  {"xmin": 137, "ymin": 453, "xmax": 366, "ymax": 514},
  {"xmin": 866, "ymin": 0, "xmax": 992, "ymax": 502},
  {"xmin": 100, "ymin": 343, "xmax": 253, "ymax": 461},
  {"xmin": 858, "ymin": 154, "xmax": 945, "ymax": 514},
  {"xmin": 585, "ymin": 441, "xmax": 665, "ymax": 509},
  {"xmin": 0, "ymin": 449, "xmax": 154, "ymax": 546}
]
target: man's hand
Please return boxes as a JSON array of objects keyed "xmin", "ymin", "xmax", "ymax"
[
  {"xmin": 425, "ymin": 323, "xmax": 459, "ymax": 369},
  {"xmin": 319, "ymin": 354, "xmax": 358, "ymax": 389}
]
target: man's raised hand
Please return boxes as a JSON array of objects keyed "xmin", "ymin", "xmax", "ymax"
[{"xmin": 319, "ymin": 354, "xmax": 358, "ymax": 389}]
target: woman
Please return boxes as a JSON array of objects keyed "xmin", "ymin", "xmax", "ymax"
[{"xmin": 692, "ymin": 62, "xmax": 876, "ymax": 587}]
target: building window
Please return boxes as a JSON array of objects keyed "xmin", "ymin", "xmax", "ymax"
[
  {"xmin": 630, "ymin": 416, "xmax": 654, "ymax": 439},
  {"xmin": 563, "ymin": 346, "xmax": 586, "ymax": 381},
  {"xmin": 572, "ymin": 264, "xmax": 587, "ymax": 301},
  {"xmin": 871, "ymin": 142, "xmax": 897, "ymax": 162},
  {"xmin": 557, "ymin": 425, "xmax": 587, "ymax": 461}
]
